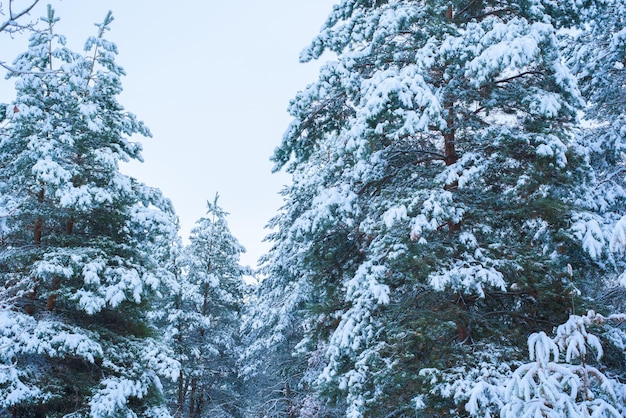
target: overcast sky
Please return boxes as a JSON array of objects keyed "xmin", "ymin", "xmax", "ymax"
[{"xmin": 1, "ymin": 0, "xmax": 338, "ymax": 267}]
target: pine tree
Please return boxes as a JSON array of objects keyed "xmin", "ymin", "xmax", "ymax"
[
  {"xmin": 564, "ymin": 0, "xmax": 626, "ymax": 290},
  {"xmin": 0, "ymin": 7, "xmax": 178, "ymax": 417},
  {"xmin": 260, "ymin": 0, "xmax": 603, "ymax": 416},
  {"xmin": 161, "ymin": 195, "xmax": 246, "ymax": 417}
]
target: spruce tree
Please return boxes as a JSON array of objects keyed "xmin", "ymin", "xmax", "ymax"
[
  {"xmin": 0, "ymin": 7, "xmax": 178, "ymax": 417},
  {"xmin": 257, "ymin": 0, "xmax": 605, "ymax": 416}
]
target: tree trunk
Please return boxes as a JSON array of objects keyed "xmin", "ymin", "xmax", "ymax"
[
  {"xmin": 443, "ymin": 100, "xmax": 457, "ymax": 167},
  {"xmin": 196, "ymin": 386, "xmax": 204, "ymax": 416},
  {"xmin": 286, "ymin": 381, "xmax": 295, "ymax": 418},
  {"xmin": 45, "ymin": 277, "xmax": 60, "ymax": 311},
  {"xmin": 34, "ymin": 188, "xmax": 45, "ymax": 245},
  {"xmin": 176, "ymin": 370, "xmax": 184, "ymax": 417},
  {"xmin": 189, "ymin": 377, "xmax": 197, "ymax": 417},
  {"xmin": 443, "ymin": 100, "xmax": 461, "ymax": 231},
  {"xmin": 34, "ymin": 216, "xmax": 43, "ymax": 245},
  {"xmin": 455, "ymin": 292, "xmax": 473, "ymax": 345}
]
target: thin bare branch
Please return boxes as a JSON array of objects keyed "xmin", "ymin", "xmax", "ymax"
[{"xmin": 0, "ymin": 0, "xmax": 40, "ymax": 33}]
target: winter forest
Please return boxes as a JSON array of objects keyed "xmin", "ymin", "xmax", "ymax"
[{"xmin": 0, "ymin": 0, "xmax": 626, "ymax": 417}]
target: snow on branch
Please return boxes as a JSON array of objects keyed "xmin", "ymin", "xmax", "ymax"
[
  {"xmin": 499, "ymin": 311, "xmax": 625, "ymax": 418},
  {"xmin": 0, "ymin": 0, "xmax": 40, "ymax": 34}
]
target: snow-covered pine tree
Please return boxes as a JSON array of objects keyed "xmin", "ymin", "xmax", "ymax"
[
  {"xmin": 564, "ymin": 0, "xmax": 626, "ymax": 291},
  {"xmin": 463, "ymin": 2, "xmax": 626, "ymax": 414},
  {"xmin": 0, "ymin": 7, "xmax": 178, "ymax": 417},
  {"xmin": 562, "ymin": 2, "xmax": 626, "ymax": 411},
  {"xmin": 261, "ymin": 0, "xmax": 601, "ymax": 416},
  {"xmin": 162, "ymin": 195, "xmax": 246, "ymax": 418}
]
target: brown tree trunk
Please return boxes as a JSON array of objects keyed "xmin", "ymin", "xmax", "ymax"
[
  {"xmin": 445, "ymin": 4, "xmax": 453, "ymax": 20},
  {"xmin": 46, "ymin": 277, "xmax": 60, "ymax": 311},
  {"xmin": 443, "ymin": 100, "xmax": 461, "ymax": 232},
  {"xmin": 443, "ymin": 100, "xmax": 457, "ymax": 167},
  {"xmin": 34, "ymin": 217, "xmax": 43, "ymax": 245},
  {"xmin": 456, "ymin": 322, "xmax": 471, "ymax": 345},
  {"xmin": 196, "ymin": 386, "xmax": 204, "ymax": 416},
  {"xmin": 34, "ymin": 188, "xmax": 45, "ymax": 245},
  {"xmin": 286, "ymin": 381, "xmax": 295, "ymax": 418},
  {"xmin": 455, "ymin": 292, "xmax": 473, "ymax": 345}
]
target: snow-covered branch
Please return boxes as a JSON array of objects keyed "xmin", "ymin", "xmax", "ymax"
[{"xmin": 0, "ymin": 0, "xmax": 40, "ymax": 34}]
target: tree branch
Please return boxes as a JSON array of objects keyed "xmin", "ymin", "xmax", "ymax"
[
  {"xmin": 493, "ymin": 70, "xmax": 544, "ymax": 85},
  {"xmin": 0, "ymin": 0, "xmax": 40, "ymax": 34}
]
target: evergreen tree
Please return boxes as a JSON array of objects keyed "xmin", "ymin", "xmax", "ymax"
[
  {"xmin": 466, "ymin": 0, "xmax": 626, "ymax": 411},
  {"xmin": 564, "ymin": 0, "xmax": 626, "ymax": 289},
  {"xmin": 161, "ymin": 195, "xmax": 246, "ymax": 417},
  {"xmin": 256, "ymin": 0, "xmax": 607, "ymax": 416},
  {"xmin": 0, "ymin": 7, "xmax": 178, "ymax": 417}
]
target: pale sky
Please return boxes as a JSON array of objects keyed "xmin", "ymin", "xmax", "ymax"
[{"xmin": 0, "ymin": 0, "xmax": 338, "ymax": 267}]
